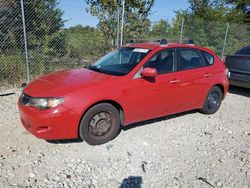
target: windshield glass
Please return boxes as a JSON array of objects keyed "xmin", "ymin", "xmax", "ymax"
[{"xmin": 88, "ymin": 47, "xmax": 150, "ymax": 76}]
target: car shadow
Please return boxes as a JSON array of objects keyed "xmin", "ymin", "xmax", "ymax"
[
  {"xmin": 122, "ymin": 110, "xmax": 197, "ymax": 131},
  {"xmin": 119, "ymin": 176, "xmax": 143, "ymax": 188},
  {"xmin": 46, "ymin": 138, "xmax": 83, "ymax": 144},
  {"xmin": 228, "ymin": 85, "xmax": 250, "ymax": 98},
  {"xmin": 47, "ymin": 110, "xmax": 197, "ymax": 144}
]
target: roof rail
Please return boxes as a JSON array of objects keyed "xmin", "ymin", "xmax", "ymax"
[
  {"xmin": 160, "ymin": 39, "xmax": 168, "ymax": 45},
  {"xmin": 126, "ymin": 38, "xmax": 168, "ymax": 45},
  {"xmin": 155, "ymin": 39, "xmax": 168, "ymax": 45},
  {"xmin": 187, "ymin": 39, "xmax": 195, "ymax": 45}
]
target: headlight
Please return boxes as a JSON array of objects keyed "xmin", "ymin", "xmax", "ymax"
[{"xmin": 27, "ymin": 97, "xmax": 64, "ymax": 110}]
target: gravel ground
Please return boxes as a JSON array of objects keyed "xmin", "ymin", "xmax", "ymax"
[{"xmin": 0, "ymin": 86, "xmax": 249, "ymax": 188}]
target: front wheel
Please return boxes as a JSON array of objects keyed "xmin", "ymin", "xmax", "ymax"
[
  {"xmin": 200, "ymin": 86, "xmax": 223, "ymax": 114},
  {"xmin": 79, "ymin": 103, "xmax": 121, "ymax": 145}
]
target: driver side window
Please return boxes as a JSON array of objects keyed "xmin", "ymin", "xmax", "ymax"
[{"xmin": 144, "ymin": 49, "xmax": 175, "ymax": 75}]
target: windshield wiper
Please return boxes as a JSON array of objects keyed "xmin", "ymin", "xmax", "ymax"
[
  {"xmin": 87, "ymin": 65, "xmax": 104, "ymax": 73},
  {"xmin": 87, "ymin": 65, "xmax": 124, "ymax": 76}
]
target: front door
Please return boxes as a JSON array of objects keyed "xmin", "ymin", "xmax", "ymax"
[{"xmin": 125, "ymin": 48, "xmax": 182, "ymax": 123}]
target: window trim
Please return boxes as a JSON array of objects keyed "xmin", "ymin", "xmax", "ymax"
[{"xmin": 201, "ymin": 50, "xmax": 214, "ymax": 66}]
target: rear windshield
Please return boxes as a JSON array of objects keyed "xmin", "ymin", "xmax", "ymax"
[{"xmin": 235, "ymin": 46, "xmax": 250, "ymax": 55}]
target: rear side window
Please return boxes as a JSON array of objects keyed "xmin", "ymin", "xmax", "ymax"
[
  {"xmin": 178, "ymin": 49, "xmax": 206, "ymax": 71},
  {"xmin": 202, "ymin": 51, "xmax": 214, "ymax": 65}
]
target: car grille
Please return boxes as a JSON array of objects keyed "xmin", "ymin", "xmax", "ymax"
[{"xmin": 20, "ymin": 92, "xmax": 31, "ymax": 105}]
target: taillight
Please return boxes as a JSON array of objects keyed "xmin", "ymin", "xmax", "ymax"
[{"xmin": 221, "ymin": 56, "xmax": 226, "ymax": 63}]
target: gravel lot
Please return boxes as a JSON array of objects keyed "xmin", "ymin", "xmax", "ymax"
[{"xmin": 0, "ymin": 86, "xmax": 249, "ymax": 188}]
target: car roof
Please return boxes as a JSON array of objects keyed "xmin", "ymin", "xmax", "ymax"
[
  {"xmin": 235, "ymin": 45, "xmax": 250, "ymax": 55},
  {"xmin": 126, "ymin": 42, "xmax": 215, "ymax": 55}
]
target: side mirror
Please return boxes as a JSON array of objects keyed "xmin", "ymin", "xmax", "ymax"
[{"xmin": 141, "ymin": 68, "xmax": 157, "ymax": 78}]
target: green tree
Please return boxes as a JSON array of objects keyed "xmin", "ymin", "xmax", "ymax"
[
  {"xmin": 226, "ymin": 0, "xmax": 250, "ymax": 23},
  {"xmin": 0, "ymin": 0, "xmax": 65, "ymax": 55},
  {"xmin": 85, "ymin": 0, "xmax": 154, "ymax": 46},
  {"xmin": 151, "ymin": 19, "xmax": 170, "ymax": 37},
  {"xmin": 0, "ymin": 1, "xmax": 23, "ymax": 52},
  {"xmin": 66, "ymin": 25, "xmax": 106, "ymax": 61},
  {"xmin": 168, "ymin": 0, "xmax": 249, "ymax": 55},
  {"xmin": 187, "ymin": 0, "xmax": 245, "ymax": 22},
  {"xmin": 167, "ymin": 10, "xmax": 188, "ymax": 42}
]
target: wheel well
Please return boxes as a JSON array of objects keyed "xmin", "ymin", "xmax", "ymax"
[
  {"xmin": 214, "ymin": 84, "xmax": 225, "ymax": 96},
  {"xmin": 78, "ymin": 100, "xmax": 124, "ymax": 137}
]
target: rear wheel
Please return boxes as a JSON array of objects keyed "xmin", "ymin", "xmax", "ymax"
[
  {"xmin": 201, "ymin": 86, "xmax": 223, "ymax": 114},
  {"xmin": 79, "ymin": 103, "xmax": 121, "ymax": 145}
]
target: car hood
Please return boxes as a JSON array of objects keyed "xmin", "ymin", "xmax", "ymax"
[{"xmin": 24, "ymin": 68, "xmax": 117, "ymax": 97}]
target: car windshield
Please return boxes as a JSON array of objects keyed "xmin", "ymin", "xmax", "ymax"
[{"xmin": 88, "ymin": 47, "xmax": 151, "ymax": 76}]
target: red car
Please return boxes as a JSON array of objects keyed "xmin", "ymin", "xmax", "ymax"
[{"xmin": 18, "ymin": 40, "xmax": 229, "ymax": 145}]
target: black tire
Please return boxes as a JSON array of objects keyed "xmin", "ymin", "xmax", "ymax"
[
  {"xmin": 200, "ymin": 86, "xmax": 223, "ymax": 114},
  {"xmin": 79, "ymin": 103, "xmax": 121, "ymax": 145}
]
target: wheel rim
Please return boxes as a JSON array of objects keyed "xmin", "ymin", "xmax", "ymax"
[
  {"xmin": 207, "ymin": 91, "xmax": 220, "ymax": 110},
  {"xmin": 88, "ymin": 112, "xmax": 113, "ymax": 136}
]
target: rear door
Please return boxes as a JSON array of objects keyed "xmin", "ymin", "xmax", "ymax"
[{"xmin": 174, "ymin": 48, "xmax": 215, "ymax": 109}]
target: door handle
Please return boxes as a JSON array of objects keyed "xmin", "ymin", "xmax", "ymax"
[
  {"xmin": 204, "ymin": 73, "xmax": 212, "ymax": 77},
  {"xmin": 169, "ymin": 79, "xmax": 180, "ymax": 84}
]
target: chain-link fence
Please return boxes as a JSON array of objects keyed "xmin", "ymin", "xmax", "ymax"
[
  {"xmin": 1, "ymin": 0, "xmax": 250, "ymax": 87},
  {"xmin": 180, "ymin": 17, "xmax": 250, "ymax": 57},
  {"xmin": 129, "ymin": 17, "xmax": 250, "ymax": 56},
  {"xmin": 1, "ymin": 0, "xmax": 113, "ymax": 87},
  {"xmin": 1, "ymin": 0, "xmax": 26, "ymax": 86}
]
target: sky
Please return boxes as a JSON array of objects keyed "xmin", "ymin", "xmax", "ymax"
[{"xmin": 58, "ymin": 0, "xmax": 189, "ymax": 28}]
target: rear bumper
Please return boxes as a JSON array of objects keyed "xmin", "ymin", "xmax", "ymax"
[
  {"xmin": 228, "ymin": 71, "xmax": 250, "ymax": 89},
  {"xmin": 229, "ymin": 79, "xmax": 250, "ymax": 89},
  {"xmin": 18, "ymin": 99, "xmax": 80, "ymax": 140}
]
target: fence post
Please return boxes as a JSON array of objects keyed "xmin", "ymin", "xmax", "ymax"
[
  {"xmin": 221, "ymin": 23, "xmax": 230, "ymax": 58},
  {"xmin": 179, "ymin": 18, "xmax": 184, "ymax": 43},
  {"xmin": 116, "ymin": 8, "xmax": 120, "ymax": 48},
  {"xmin": 20, "ymin": 0, "xmax": 30, "ymax": 83},
  {"xmin": 120, "ymin": 0, "xmax": 125, "ymax": 46}
]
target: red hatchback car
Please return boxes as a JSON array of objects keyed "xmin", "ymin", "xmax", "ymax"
[{"xmin": 18, "ymin": 40, "xmax": 229, "ymax": 145}]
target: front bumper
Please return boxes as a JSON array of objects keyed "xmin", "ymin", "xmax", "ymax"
[{"xmin": 18, "ymin": 99, "xmax": 80, "ymax": 140}]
